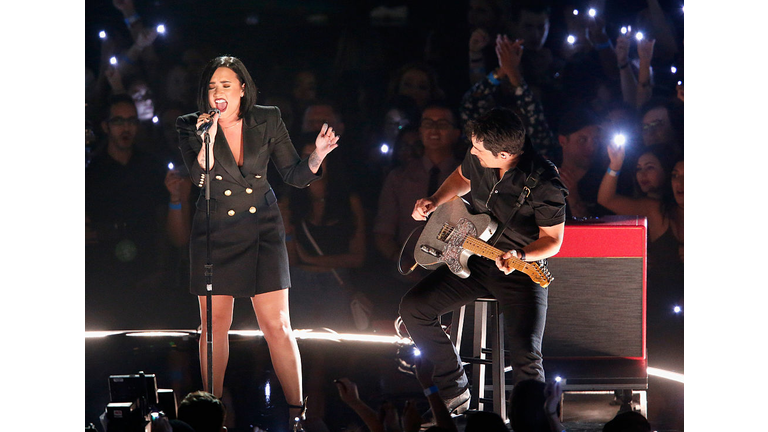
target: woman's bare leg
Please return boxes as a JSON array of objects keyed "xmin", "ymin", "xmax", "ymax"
[
  {"xmin": 250, "ymin": 289, "xmax": 303, "ymax": 415},
  {"xmin": 198, "ymin": 295, "xmax": 235, "ymax": 397}
]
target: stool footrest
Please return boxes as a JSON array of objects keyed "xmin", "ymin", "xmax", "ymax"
[{"xmin": 461, "ymin": 356, "xmax": 494, "ymax": 366}]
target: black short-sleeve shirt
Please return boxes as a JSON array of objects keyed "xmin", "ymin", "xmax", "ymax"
[{"xmin": 460, "ymin": 147, "xmax": 568, "ymax": 252}]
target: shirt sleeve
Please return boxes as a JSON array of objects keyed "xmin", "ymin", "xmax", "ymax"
[
  {"xmin": 176, "ymin": 113, "xmax": 209, "ymax": 189},
  {"xmin": 509, "ymin": 83, "xmax": 559, "ymax": 160},
  {"xmin": 530, "ymin": 169, "xmax": 568, "ymax": 227},
  {"xmin": 459, "ymin": 75, "xmax": 499, "ymax": 129}
]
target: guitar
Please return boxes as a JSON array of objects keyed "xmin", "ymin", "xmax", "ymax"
[{"xmin": 413, "ymin": 197, "xmax": 553, "ymax": 288}]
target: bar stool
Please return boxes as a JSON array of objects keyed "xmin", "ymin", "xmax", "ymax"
[{"xmin": 448, "ymin": 297, "xmax": 507, "ymax": 422}]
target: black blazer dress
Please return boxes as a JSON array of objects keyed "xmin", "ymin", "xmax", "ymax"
[{"xmin": 177, "ymin": 105, "xmax": 321, "ymax": 297}]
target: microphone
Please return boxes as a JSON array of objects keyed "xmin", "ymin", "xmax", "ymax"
[{"xmin": 196, "ymin": 109, "xmax": 220, "ymax": 136}]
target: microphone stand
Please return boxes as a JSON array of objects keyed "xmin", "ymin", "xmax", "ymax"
[{"xmin": 202, "ymin": 129, "xmax": 214, "ymax": 395}]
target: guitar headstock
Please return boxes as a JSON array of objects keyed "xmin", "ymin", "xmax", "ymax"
[{"xmin": 529, "ymin": 262, "xmax": 554, "ymax": 288}]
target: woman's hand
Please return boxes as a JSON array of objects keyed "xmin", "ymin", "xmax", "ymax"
[
  {"xmin": 607, "ymin": 140, "xmax": 626, "ymax": 171},
  {"xmin": 196, "ymin": 111, "xmax": 219, "ymax": 168},
  {"xmin": 496, "ymin": 35, "xmax": 524, "ymax": 86},
  {"xmin": 615, "ymin": 34, "xmax": 631, "ymax": 67},
  {"xmin": 134, "ymin": 27, "xmax": 158, "ymax": 50},
  {"xmin": 164, "ymin": 169, "xmax": 191, "ymax": 203},
  {"xmin": 334, "ymin": 378, "xmax": 362, "ymax": 405},
  {"xmin": 637, "ymin": 38, "xmax": 656, "ymax": 63},
  {"xmin": 308, "ymin": 123, "xmax": 339, "ymax": 173},
  {"xmin": 104, "ymin": 64, "xmax": 125, "ymax": 93},
  {"xmin": 314, "ymin": 122, "xmax": 340, "ymax": 159}
]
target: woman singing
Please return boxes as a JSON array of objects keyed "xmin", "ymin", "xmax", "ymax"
[{"xmin": 176, "ymin": 56, "xmax": 339, "ymax": 431}]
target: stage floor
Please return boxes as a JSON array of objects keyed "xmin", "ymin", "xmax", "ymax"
[{"xmin": 85, "ymin": 329, "xmax": 683, "ymax": 432}]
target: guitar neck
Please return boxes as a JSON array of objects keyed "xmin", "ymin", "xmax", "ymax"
[{"xmin": 463, "ymin": 236, "xmax": 529, "ymax": 272}]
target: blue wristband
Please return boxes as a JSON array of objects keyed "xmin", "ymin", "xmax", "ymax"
[
  {"xmin": 169, "ymin": 202, "xmax": 182, "ymax": 210},
  {"xmin": 424, "ymin": 385, "xmax": 439, "ymax": 396},
  {"xmin": 606, "ymin": 168, "xmax": 620, "ymax": 177},
  {"xmin": 487, "ymin": 71, "xmax": 500, "ymax": 86}
]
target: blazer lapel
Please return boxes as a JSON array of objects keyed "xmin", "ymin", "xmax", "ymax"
[
  {"xmin": 213, "ymin": 127, "xmax": 249, "ymax": 187},
  {"xmin": 242, "ymin": 110, "xmax": 267, "ymax": 174}
]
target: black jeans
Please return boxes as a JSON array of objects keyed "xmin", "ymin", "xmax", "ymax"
[{"xmin": 399, "ymin": 256, "xmax": 548, "ymax": 399}]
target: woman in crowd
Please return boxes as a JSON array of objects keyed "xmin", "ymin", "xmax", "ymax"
[{"xmin": 597, "ymin": 141, "xmax": 683, "ymax": 359}]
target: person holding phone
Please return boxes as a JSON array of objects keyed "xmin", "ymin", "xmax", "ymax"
[{"xmin": 176, "ymin": 55, "xmax": 339, "ymax": 431}]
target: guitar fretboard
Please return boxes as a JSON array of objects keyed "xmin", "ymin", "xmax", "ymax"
[
  {"xmin": 463, "ymin": 236, "xmax": 531, "ymax": 273},
  {"xmin": 439, "ymin": 224, "xmax": 537, "ymax": 276}
]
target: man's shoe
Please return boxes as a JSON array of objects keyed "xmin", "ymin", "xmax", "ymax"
[{"xmin": 443, "ymin": 387, "xmax": 471, "ymax": 416}]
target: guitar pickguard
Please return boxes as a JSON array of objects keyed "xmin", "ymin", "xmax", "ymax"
[{"xmin": 441, "ymin": 218, "xmax": 477, "ymax": 275}]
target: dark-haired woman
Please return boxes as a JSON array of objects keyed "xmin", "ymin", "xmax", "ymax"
[
  {"xmin": 176, "ymin": 56, "xmax": 339, "ymax": 430},
  {"xmin": 597, "ymin": 142, "xmax": 683, "ymax": 368}
]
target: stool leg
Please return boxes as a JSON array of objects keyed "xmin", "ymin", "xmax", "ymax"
[
  {"xmin": 491, "ymin": 302, "xmax": 507, "ymax": 422},
  {"xmin": 473, "ymin": 301, "xmax": 487, "ymax": 411},
  {"xmin": 449, "ymin": 305, "xmax": 466, "ymax": 349}
]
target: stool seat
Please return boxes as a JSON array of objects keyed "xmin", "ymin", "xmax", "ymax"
[{"xmin": 448, "ymin": 298, "xmax": 507, "ymax": 422}]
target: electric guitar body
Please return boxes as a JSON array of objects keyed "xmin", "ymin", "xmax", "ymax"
[{"xmin": 413, "ymin": 197, "xmax": 553, "ymax": 287}]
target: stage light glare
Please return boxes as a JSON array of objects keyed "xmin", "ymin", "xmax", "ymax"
[
  {"xmin": 647, "ymin": 367, "xmax": 684, "ymax": 383},
  {"xmin": 567, "ymin": 35, "xmax": 576, "ymax": 44},
  {"xmin": 621, "ymin": 26, "xmax": 628, "ymax": 34},
  {"xmin": 588, "ymin": 8, "xmax": 596, "ymax": 17},
  {"xmin": 673, "ymin": 305, "xmax": 682, "ymax": 314},
  {"xmin": 99, "ymin": 30, "xmax": 107, "ymax": 39},
  {"xmin": 573, "ymin": 9, "xmax": 579, "ymax": 15},
  {"xmin": 671, "ymin": 66, "xmax": 677, "ymax": 74},
  {"xmin": 380, "ymin": 143, "xmax": 390, "ymax": 154},
  {"xmin": 126, "ymin": 331, "xmax": 190, "ymax": 337},
  {"xmin": 413, "ymin": 348, "xmax": 421, "ymax": 356},
  {"xmin": 156, "ymin": 24, "xmax": 166, "ymax": 34},
  {"xmin": 110, "ymin": 56, "xmax": 118, "ymax": 65},
  {"xmin": 85, "ymin": 331, "xmax": 123, "ymax": 338},
  {"xmin": 635, "ymin": 32, "xmax": 644, "ymax": 41},
  {"xmin": 555, "ymin": 376, "xmax": 562, "ymax": 382}
]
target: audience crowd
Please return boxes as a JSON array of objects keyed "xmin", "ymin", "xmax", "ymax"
[{"xmin": 86, "ymin": 0, "xmax": 683, "ymax": 430}]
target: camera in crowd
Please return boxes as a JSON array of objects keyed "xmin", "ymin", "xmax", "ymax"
[{"xmin": 99, "ymin": 371, "xmax": 177, "ymax": 432}]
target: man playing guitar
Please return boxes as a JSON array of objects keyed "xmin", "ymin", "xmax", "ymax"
[{"xmin": 399, "ymin": 107, "xmax": 568, "ymax": 417}]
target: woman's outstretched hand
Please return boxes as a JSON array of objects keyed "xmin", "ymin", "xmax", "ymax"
[{"xmin": 314, "ymin": 123, "xmax": 340, "ymax": 158}]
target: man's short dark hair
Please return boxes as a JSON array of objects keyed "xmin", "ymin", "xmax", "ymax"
[
  {"xmin": 177, "ymin": 391, "xmax": 226, "ymax": 432},
  {"xmin": 421, "ymin": 101, "xmax": 458, "ymax": 127},
  {"xmin": 108, "ymin": 94, "xmax": 137, "ymax": 111},
  {"xmin": 196, "ymin": 55, "xmax": 258, "ymax": 119},
  {"xmin": 510, "ymin": 1, "xmax": 552, "ymax": 21},
  {"xmin": 464, "ymin": 107, "xmax": 526, "ymax": 156},
  {"xmin": 603, "ymin": 411, "xmax": 651, "ymax": 432}
]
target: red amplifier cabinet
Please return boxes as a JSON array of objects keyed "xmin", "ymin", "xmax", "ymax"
[{"xmin": 543, "ymin": 216, "xmax": 647, "ymax": 361}]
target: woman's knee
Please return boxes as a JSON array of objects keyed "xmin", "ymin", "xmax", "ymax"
[{"xmin": 260, "ymin": 316, "xmax": 293, "ymax": 341}]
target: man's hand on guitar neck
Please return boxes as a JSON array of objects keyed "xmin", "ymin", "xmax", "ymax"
[{"xmin": 495, "ymin": 250, "xmax": 523, "ymax": 275}]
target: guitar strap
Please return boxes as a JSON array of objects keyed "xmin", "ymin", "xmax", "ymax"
[{"xmin": 490, "ymin": 161, "xmax": 547, "ymax": 247}]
